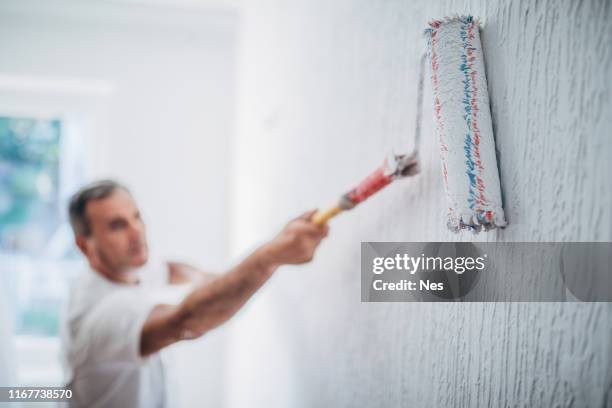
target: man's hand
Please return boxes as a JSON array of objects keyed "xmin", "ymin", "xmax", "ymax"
[{"xmin": 260, "ymin": 209, "xmax": 329, "ymax": 267}]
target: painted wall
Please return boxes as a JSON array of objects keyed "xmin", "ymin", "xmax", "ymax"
[{"xmin": 228, "ymin": 1, "xmax": 612, "ymax": 407}]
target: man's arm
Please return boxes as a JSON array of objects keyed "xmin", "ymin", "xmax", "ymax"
[{"xmin": 140, "ymin": 210, "xmax": 328, "ymax": 357}]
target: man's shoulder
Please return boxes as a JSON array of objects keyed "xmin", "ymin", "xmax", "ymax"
[{"xmin": 65, "ymin": 268, "xmax": 139, "ymax": 335}]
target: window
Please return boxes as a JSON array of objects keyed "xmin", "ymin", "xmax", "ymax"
[{"xmin": 0, "ymin": 115, "xmax": 85, "ymax": 386}]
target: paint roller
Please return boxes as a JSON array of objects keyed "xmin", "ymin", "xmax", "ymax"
[
  {"xmin": 313, "ymin": 15, "xmax": 507, "ymax": 233},
  {"xmin": 424, "ymin": 16, "xmax": 506, "ymax": 232}
]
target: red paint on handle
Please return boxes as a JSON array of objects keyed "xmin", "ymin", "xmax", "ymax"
[{"xmin": 347, "ymin": 166, "xmax": 393, "ymax": 204}]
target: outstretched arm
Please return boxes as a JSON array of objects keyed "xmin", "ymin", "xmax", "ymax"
[{"xmin": 140, "ymin": 210, "xmax": 328, "ymax": 356}]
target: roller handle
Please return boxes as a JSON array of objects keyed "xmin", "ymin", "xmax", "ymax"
[
  {"xmin": 312, "ymin": 205, "xmax": 343, "ymax": 226},
  {"xmin": 312, "ymin": 164, "xmax": 394, "ymax": 226}
]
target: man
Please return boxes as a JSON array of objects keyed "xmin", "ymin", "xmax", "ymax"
[{"xmin": 62, "ymin": 180, "xmax": 328, "ymax": 407}]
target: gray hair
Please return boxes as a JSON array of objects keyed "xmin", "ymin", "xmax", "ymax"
[{"xmin": 68, "ymin": 180, "xmax": 129, "ymax": 236}]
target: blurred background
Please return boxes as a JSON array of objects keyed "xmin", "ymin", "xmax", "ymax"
[
  {"xmin": 1, "ymin": 0, "xmax": 611, "ymax": 407},
  {"xmin": 0, "ymin": 0, "xmax": 237, "ymax": 406}
]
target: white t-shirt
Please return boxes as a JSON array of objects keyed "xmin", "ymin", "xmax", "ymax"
[{"xmin": 61, "ymin": 260, "xmax": 193, "ymax": 408}]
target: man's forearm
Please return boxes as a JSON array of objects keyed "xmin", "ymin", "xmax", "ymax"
[
  {"xmin": 174, "ymin": 244, "xmax": 279, "ymax": 339},
  {"xmin": 141, "ymin": 245, "xmax": 278, "ymax": 356},
  {"xmin": 140, "ymin": 211, "xmax": 327, "ymax": 356}
]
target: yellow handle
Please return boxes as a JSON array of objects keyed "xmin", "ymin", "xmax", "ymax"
[{"xmin": 312, "ymin": 205, "xmax": 343, "ymax": 225}]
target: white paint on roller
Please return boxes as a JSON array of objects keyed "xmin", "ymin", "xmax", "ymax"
[{"xmin": 425, "ymin": 16, "xmax": 507, "ymax": 232}]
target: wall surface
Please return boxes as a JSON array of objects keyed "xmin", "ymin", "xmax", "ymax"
[{"xmin": 229, "ymin": 1, "xmax": 612, "ymax": 407}]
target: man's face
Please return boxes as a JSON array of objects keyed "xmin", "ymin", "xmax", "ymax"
[{"xmin": 79, "ymin": 189, "xmax": 148, "ymax": 273}]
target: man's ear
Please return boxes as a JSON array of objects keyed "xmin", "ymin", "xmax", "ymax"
[
  {"xmin": 75, "ymin": 235, "xmax": 89, "ymax": 256},
  {"xmin": 76, "ymin": 235, "xmax": 103, "ymax": 272}
]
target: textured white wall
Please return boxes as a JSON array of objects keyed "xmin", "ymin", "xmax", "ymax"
[{"xmin": 228, "ymin": 0, "xmax": 612, "ymax": 407}]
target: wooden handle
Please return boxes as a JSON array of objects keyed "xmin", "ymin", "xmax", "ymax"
[{"xmin": 312, "ymin": 205, "xmax": 343, "ymax": 225}]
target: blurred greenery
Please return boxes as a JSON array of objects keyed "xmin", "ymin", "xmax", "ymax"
[
  {"xmin": 0, "ymin": 116, "xmax": 61, "ymax": 246},
  {"xmin": 19, "ymin": 304, "xmax": 61, "ymax": 337},
  {"xmin": 1, "ymin": 116, "xmax": 64, "ymax": 338}
]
